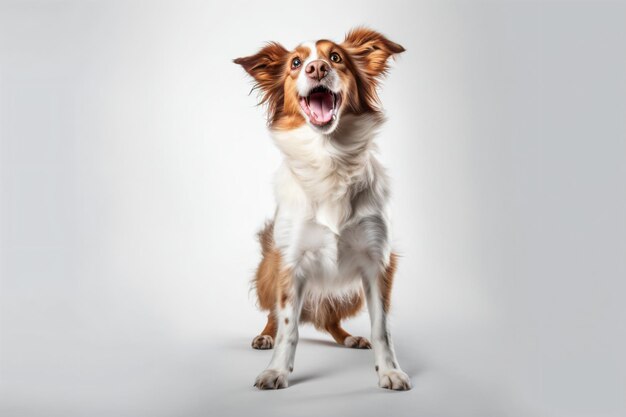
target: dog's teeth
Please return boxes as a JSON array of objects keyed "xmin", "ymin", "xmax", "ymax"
[{"xmin": 331, "ymin": 114, "xmax": 336, "ymax": 121}]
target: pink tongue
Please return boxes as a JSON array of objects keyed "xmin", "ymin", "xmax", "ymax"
[{"xmin": 308, "ymin": 92, "xmax": 334, "ymax": 123}]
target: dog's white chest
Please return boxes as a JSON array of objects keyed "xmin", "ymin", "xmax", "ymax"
[{"xmin": 271, "ymin": 114, "xmax": 390, "ymax": 285}]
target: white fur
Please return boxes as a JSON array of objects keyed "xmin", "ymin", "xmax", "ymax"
[
  {"xmin": 254, "ymin": 112, "xmax": 411, "ymax": 390},
  {"xmin": 296, "ymin": 42, "xmax": 318, "ymax": 95}
]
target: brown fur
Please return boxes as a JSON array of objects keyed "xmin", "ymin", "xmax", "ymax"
[
  {"xmin": 300, "ymin": 291, "xmax": 364, "ymax": 331},
  {"xmin": 259, "ymin": 313, "xmax": 277, "ymax": 337},
  {"xmin": 254, "ymin": 221, "xmax": 294, "ymax": 311},
  {"xmin": 341, "ymin": 27, "xmax": 406, "ymax": 114},
  {"xmin": 253, "ymin": 221, "xmax": 282, "ymax": 311},
  {"xmin": 325, "ymin": 322, "xmax": 352, "ymax": 345},
  {"xmin": 233, "ymin": 42, "xmax": 290, "ymax": 126}
]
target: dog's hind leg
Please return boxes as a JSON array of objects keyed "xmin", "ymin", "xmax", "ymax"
[
  {"xmin": 315, "ymin": 293, "xmax": 371, "ymax": 349},
  {"xmin": 325, "ymin": 321, "xmax": 371, "ymax": 349},
  {"xmin": 252, "ymin": 314, "xmax": 277, "ymax": 350}
]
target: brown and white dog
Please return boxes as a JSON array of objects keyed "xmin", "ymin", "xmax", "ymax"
[{"xmin": 234, "ymin": 28, "xmax": 410, "ymax": 390}]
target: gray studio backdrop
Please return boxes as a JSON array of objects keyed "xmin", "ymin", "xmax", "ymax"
[{"xmin": 1, "ymin": 1, "xmax": 625, "ymax": 417}]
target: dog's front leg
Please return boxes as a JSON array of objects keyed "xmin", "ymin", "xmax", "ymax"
[
  {"xmin": 254, "ymin": 270, "xmax": 303, "ymax": 390},
  {"xmin": 362, "ymin": 261, "xmax": 411, "ymax": 390}
]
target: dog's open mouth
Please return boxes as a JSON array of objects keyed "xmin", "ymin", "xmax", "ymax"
[{"xmin": 299, "ymin": 86, "xmax": 342, "ymax": 127}]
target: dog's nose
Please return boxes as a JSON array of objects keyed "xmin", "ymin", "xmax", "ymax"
[{"xmin": 305, "ymin": 60, "xmax": 328, "ymax": 81}]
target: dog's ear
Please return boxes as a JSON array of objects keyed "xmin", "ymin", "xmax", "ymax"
[
  {"xmin": 234, "ymin": 42, "xmax": 289, "ymax": 91},
  {"xmin": 342, "ymin": 27, "xmax": 405, "ymax": 79}
]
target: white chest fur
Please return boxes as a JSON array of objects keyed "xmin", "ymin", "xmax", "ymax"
[{"xmin": 270, "ymin": 114, "xmax": 393, "ymax": 288}]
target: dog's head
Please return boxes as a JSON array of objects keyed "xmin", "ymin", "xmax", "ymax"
[{"xmin": 234, "ymin": 28, "xmax": 404, "ymax": 134}]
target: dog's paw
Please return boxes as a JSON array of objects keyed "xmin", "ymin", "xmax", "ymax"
[
  {"xmin": 254, "ymin": 369, "xmax": 289, "ymax": 390},
  {"xmin": 344, "ymin": 336, "xmax": 371, "ymax": 349},
  {"xmin": 251, "ymin": 335, "xmax": 274, "ymax": 350},
  {"xmin": 378, "ymin": 369, "xmax": 411, "ymax": 391}
]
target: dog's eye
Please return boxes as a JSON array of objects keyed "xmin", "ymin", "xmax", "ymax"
[
  {"xmin": 330, "ymin": 52, "xmax": 342, "ymax": 63},
  {"xmin": 291, "ymin": 57, "xmax": 302, "ymax": 69}
]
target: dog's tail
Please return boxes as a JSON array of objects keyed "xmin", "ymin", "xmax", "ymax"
[
  {"xmin": 257, "ymin": 220, "xmax": 275, "ymax": 256},
  {"xmin": 250, "ymin": 220, "xmax": 277, "ymax": 311}
]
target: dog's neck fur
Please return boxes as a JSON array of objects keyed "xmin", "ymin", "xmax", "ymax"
[{"xmin": 270, "ymin": 113, "xmax": 387, "ymax": 234}]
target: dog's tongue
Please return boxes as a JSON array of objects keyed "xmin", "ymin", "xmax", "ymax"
[{"xmin": 309, "ymin": 92, "xmax": 334, "ymax": 124}]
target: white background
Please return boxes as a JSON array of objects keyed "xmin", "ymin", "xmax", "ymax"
[{"xmin": 1, "ymin": 1, "xmax": 625, "ymax": 416}]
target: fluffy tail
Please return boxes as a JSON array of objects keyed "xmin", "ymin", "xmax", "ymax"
[
  {"xmin": 251, "ymin": 220, "xmax": 279, "ymax": 311},
  {"xmin": 257, "ymin": 220, "xmax": 275, "ymax": 256}
]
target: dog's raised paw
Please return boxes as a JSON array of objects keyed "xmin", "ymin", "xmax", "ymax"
[
  {"xmin": 254, "ymin": 369, "xmax": 288, "ymax": 390},
  {"xmin": 251, "ymin": 335, "xmax": 274, "ymax": 350},
  {"xmin": 344, "ymin": 336, "xmax": 371, "ymax": 349},
  {"xmin": 378, "ymin": 369, "xmax": 411, "ymax": 391}
]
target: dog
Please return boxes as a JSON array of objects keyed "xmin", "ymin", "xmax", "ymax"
[{"xmin": 234, "ymin": 27, "xmax": 410, "ymax": 391}]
